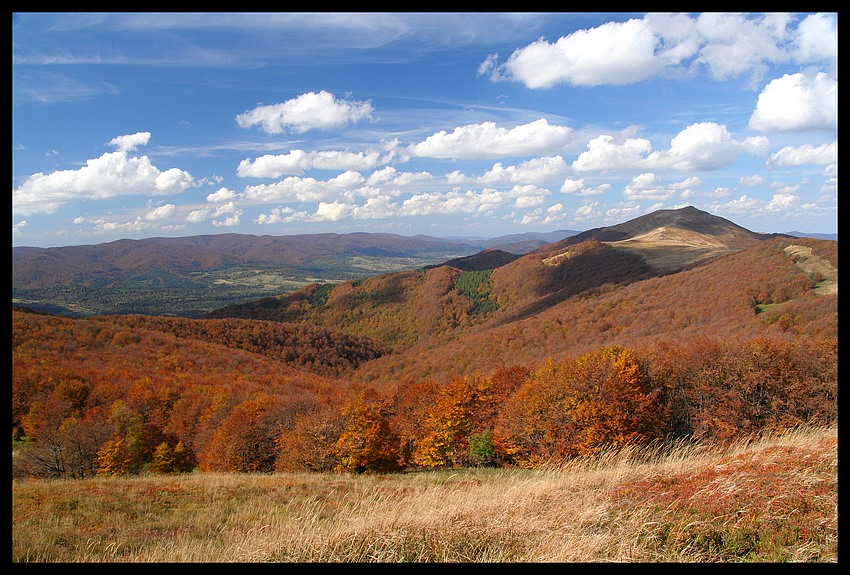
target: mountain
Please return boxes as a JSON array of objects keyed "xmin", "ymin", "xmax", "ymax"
[
  {"xmin": 12, "ymin": 230, "xmax": 575, "ymax": 317},
  {"xmin": 12, "ymin": 206, "xmax": 837, "ymax": 478},
  {"xmin": 785, "ymin": 231, "xmax": 838, "ymax": 241},
  {"xmin": 536, "ymin": 205, "xmax": 788, "ymax": 272},
  {"xmin": 202, "ymin": 206, "xmax": 837, "ymax": 383}
]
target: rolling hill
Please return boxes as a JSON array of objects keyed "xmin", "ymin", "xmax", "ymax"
[
  {"xmin": 12, "ymin": 205, "xmax": 837, "ymax": 480},
  {"xmin": 201, "ymin": 206, "xmax": 836, "ymax": 383},
  {"xmin": 12, "ymin": 230, "xmax": 577, "ymax": 317}
]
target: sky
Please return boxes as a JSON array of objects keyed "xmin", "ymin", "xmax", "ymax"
[{"xmin": 12, "ymin": 12, "xmax": 838, "ymax": 248}]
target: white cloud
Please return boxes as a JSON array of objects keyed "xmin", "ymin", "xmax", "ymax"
[
  {"xmin": 327, "ymin": 170, "xmax": 365, "ymax": 189},
  {"xmin": 767, "ymin": 141, "xmax": 837, "ymax": 168},
  {"xmin": 477, "ymin": 53, "xmax": 499, "ymax": 77},
  {"xmin": 740, "ymin": 175, "xmax": 764, "ymax": 187},
  {"xmin": 109, "ymin": 132, "xmax": 151, "ymax": 153},
  {"xmin": 211, "ymin": 202, "xmax": 242, "ymax": 227},
  {"xmin": 573, "ymin": 201, "xmax": 601, "ymax": 222},
  {"xmin": 12, "ymin": 133, "xmax": 195, "ymax": 216},
  {"xmin": 242, "ymin": 177, "xmax": 334, "ymax": 204},
  {"xmin": 749, "ymin": 72, "xmax": 837, "ymax": 132},
  {"xmin": 572, "ymin": 134, "xmax": 653, "ymax": 172},
  {"xmin": 497, "ymin": 18, "xmax": 664, "ymax": 88},
  {"xmin": 478, "ymin": 156, "xmax": 569, "ymax": 184},
  {"xmin": 365, "ymin": 166, "xmax": 431, "ymax": 187},
  {"xmin": 236, "ymin": 90, "xmax": 373, "ymax": 135},
  {"xmin": 491, "ymin": 13, "xmax": 836, "ymax": 89},
  {"xmin": 766, "ymin": 193, "xmax": 798, "ymax": 211},
  {"xmin": 645, "ymin": 122, "xmax": 769, "ymax": 171},
  {"xmin": 670, "ymin": 176, "xmax": 702, "ymax": 190},
  {"xmin": 186, "ymin": 208, "xmax": 210, "ymax": 223},
  {"xmin": 407, "ymin": 119, "xmax": 572, "ymax": 159},
  {"xmin": 145, "ymin": 204, "xmax": 176, "ymax": 221},
  {"xmin": 721, "ymin": 195, "xmax": 762, "ymax": 214},
  {"xmin": 401, "ymin": 188, "xmax": 507, "ymax": 216},
  {"xmin": 571, "ymin": 122, "xmax": 771, "ymax": 174},
  {"xmin": 793, "ymin": 13, "xmax": 838, "ymax": 65},
  {"xmin": 559, "ymin": 177, "xmax": 609, "ymax": 196},
  {"xmin": 693, "ymin": 13, "xmax": 790, "ymax": 81},
  {"xmin": 255, "ymin": 206, "xmax": 296, "ymax": 225},
  {"xmin": 207, "ymin": 187, "xmax": 238, "ymax": 202},
  {"xmin": 237, "ymin": 149, "xmax": 385, "ymax": 178},
  {"xmin": 623, "ymin": 172, "xmax": 675, "ymax": 201}
]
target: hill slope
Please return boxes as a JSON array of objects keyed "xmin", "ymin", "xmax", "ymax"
[{"xmin": 201, "ymin": 207, "xmax": 836, "ymax": 383}]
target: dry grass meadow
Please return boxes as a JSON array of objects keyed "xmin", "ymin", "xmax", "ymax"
[{"xmin": 12, "ymin": 424, "xmax": 837, "ymax": 563}]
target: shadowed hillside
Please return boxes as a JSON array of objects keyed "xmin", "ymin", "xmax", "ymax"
[
  {"xmin": 349, "ymin": 235, "xmax": 836, "ymax": 384},
  {"xmin": 205, "ymin": 207, "xmax": 802, "ymax": 354}
]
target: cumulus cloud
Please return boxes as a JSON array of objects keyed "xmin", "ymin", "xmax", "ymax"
[
  {"xmin": 237, "ymin": 149, "xmax": 385, "ymax": 178},
  {"xmin": 559, "ymin": 177, "xmax": 609, "ymax": 196},
  {"xmin": 12, "ymin": 132, "xmax": 195, "ymax": 216},
  {"xmin": 520, "ymin": 202, "xmax": 569, "ymax": 225},
  {"xmin": 693, "ymin": 13, "xmax": 790, "ymax": 81},
  {"xmin": 767, "ymin": 141, "xmax": 837, "ymax": 168},
  {"xmin": 145, "ymin": 204, "xmax": 177, "ymax": 221},
  {"xmin": 623, "ymin": 173, "xmax": 674, "ymax": 201},
  {"xmin": 478, "ymin": 156, "xmax": 569, "ymax": 184},
  {"xmin": 749, "ymin": 73, "xmax": 837, "ymax": 132},
  {"xmin": 364, "ymin": 166, "xmax": 431, "ymax": 187},
  {"xmin": 211, "ymin": 202, "xmax": 242, "ymax": 227},
  {"xmin": 488, "ymin": 13, "xmax": 836, "ymax": 89},
  {"xmin": 109, "ymin": 132, "xmax": 151, "ymax": 153},
  {"xmin": 496, "ymin": 19, "xmax": 665, "ymax": 88},
  {"xmin": 207, "ymin": 187, "xmax": 238, "ymax": 202},
  {"xmin": 740, "ymin": 175, "xmax": 764, "ymax": 187},
  {"xmin": 573, "ymin": 123, "xmax": 768, "ymax": 173},
  {"xmin": 407, "ymin": 119, "xmax": 572, "ymax": 159},
  {"xmin": 236, "ymin": 90, "xmax": 373, "ymax": 135},
  {"xmin": 186, "ymin": 208, "xmax": 211, "ymax": 223},
  {"xmin": 766, "ymin": 192, "xmax": 798, "ymax": 211},
  {"xmin": 793, "ymin": 13, "xmax": 838, "ymax": 65},
  {"xmin": 574, "ymin": 201, "xmax": 602, "ymax": 222},
  {"xmin": 572, "ymin": 134, "xmax": 653, "ymax": 172},
  {"xmin": 645, "ymin": 122, "xmax": 769, "ymax": 171},
  {"xmin": 400, "ymin": 188, "xmax": 507, "ymax": 216}
]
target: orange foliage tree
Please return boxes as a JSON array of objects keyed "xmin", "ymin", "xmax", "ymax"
[
  {"xmin": 276, "ymin": 400, "xmax": 346, "ymax": 472},
  {"xmin": 492, "ymin": 358, "xmax": 580, "ymax": 468},
  {"xmin": 200, "ymin": 395, "xmax": 281, "ymax": 473},
  {"xmin": 494, "ymin": 347, "xmax": 667, "ymax": 466},
  {"xmin": 568, "ymin": 346, "xmax": 667, "ymax": 456},
  {"xmin": 411, "ymin": 373, "xmax": 493, "ymax": 468},
  {"xmin": 335, "ymin": 388, "xmax": 401, "ymax": 473}
]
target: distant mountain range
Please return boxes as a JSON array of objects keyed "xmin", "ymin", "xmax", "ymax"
[
  {"xmin": 784, "ymin": 231, "xmax": 838, "ymax": 240},
  {"xmin": 12, "ymin": 207, "xmax": 835, "ymax": 319},
  {"xmin": 12, "ymin": 229, "xmax": 578, "ymax": 317},
  {"xmin": 12, "ymin": 205, "xmax": 838, "ymax": 387}
]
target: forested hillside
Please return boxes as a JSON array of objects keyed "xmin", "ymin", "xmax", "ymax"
[{"xmin": 12, "ymin": 207, "xmax": 838, "ymax": 479}]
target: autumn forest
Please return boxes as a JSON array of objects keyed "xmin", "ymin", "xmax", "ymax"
[{"xmin": 11, "ymin": 208, "xmax": 838, "ymax": 479}]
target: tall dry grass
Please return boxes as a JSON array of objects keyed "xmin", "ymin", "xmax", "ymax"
[{"xmin": 12, "ymin": 424, "xmax": 837, "ymax": 563}]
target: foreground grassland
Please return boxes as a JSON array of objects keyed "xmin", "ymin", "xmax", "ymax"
[{"xmin": 12, "ymin": 425, "xmax": 836, "ymax": 563}]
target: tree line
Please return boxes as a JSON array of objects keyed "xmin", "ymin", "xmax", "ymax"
[{"xmin": 13, "ymin": 309, "xmax": 836, "ymax": 478}]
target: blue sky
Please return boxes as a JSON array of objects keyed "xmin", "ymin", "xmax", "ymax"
[{"xmin": 12, "ymin": 12, "xmax": 838, "ymax": 248}]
